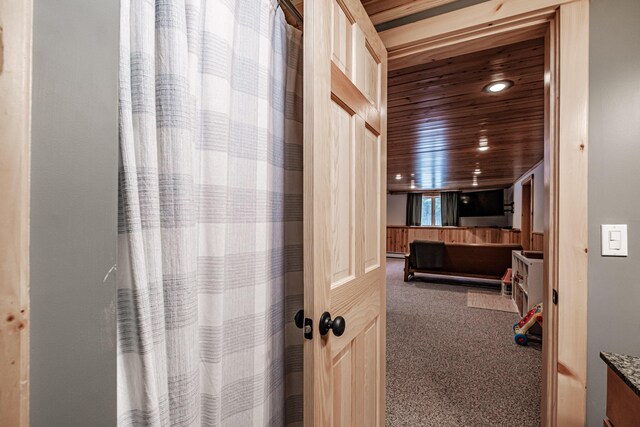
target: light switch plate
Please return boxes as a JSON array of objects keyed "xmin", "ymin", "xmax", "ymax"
[{"xmin": 601, "ymin": 224, "xmax": 628, "ymax": 256}]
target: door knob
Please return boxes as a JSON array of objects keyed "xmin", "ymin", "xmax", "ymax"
[
  {"xmin": 294, "ymin": 309, "xmax": 304, "ymax": 329},
  {"xmin": 295, "ymin": 310, "xmax": 313, "ymax": 338},
  {"xmin": 319, "ymin": 312, "xmax": 346, "ymax": 337}
]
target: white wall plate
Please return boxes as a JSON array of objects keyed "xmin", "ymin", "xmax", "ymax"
[{"xmin": 601, "ymin": 224, "xmax": 628, "ymax": 257}]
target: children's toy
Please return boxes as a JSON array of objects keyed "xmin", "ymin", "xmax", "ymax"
[
  {"xmin": 513, "ymin": 303, "xmax": 543, "ymax": 346},
  {"xmin": 501, "ymin": 268, "xmax": 512, "ymax": 296}
]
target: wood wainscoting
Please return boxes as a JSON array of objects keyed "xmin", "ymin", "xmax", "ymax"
[
  {"xmin": 532, "ymin": 232, "xmax": 544, "ymax": 252},
  {"xmin": 387, "ymin": 226, "xmax": 545, "ymax": 253},
  {"xmin": 387, "ymin": 226, "xmax": 410, "ymax": 253}
]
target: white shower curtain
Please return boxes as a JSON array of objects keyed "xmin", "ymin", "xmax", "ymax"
[{"xmin": 117, "ymin": 0, "xmax": 303, "ymax": 425}]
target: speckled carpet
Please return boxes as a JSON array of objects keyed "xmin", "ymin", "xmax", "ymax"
[{"xmin": 386, "ymin": 258, "xmax": 541, "ymax": 427}]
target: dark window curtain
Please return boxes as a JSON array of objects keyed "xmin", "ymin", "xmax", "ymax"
[
  {"xmin": 441, "ymin": 191, "xmax": 460, "ymax": 226},
  {"xmin": 406, "ymin": 193, "xmax": 423, "ymax": 226}
]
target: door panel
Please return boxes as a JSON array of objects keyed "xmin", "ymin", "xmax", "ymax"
[
  {"xmin": 332, "ymin": 347, "xmax": 353, "ymax": 426},
  {"xmin": 364, "ymin": 128, "xmax": 381, "ymax": 272},
  {"xmin": 331, "ymin": 1, "xmax": 353, "ymax": 76},
  {"xmin": 362, "ymin": 45, "xmax": 381, "ymax": 106},
  {"xmin": 363, "ymin": 319, "xmax": 379, "ymax": 416},
  {"xmin": 304, "ymin": 0, "xmax": 387, "ymax": 425},
  {"xmin": 330, "ymin": 101, "xmax": 355, "ymax": 286}
]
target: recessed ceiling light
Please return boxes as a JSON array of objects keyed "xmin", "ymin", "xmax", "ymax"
[
  {"xmin": 410, "ymin": 180, "xmax": 416, "ymax": 190},
  {"xmin": 395, "ymin": 174, "xmax": 402, "ymax": 180},
  {"xmin": 472, "ymin": 181, "xmax": 479, "ymax": 186},
  {"xmin": 482, "ymin": 80, "xmax": 514, "ymax": 93},
  {"xmin": 474, "ymin": 169, "xmax": 481, "ymax": 175},
  {"xmin": 478, "ymin": 135, "xmax": 489, "ymax": 151}
]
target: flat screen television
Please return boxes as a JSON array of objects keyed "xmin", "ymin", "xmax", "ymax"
[{"xmin": 458, "ymin": 189, "xmax": 505, "ymax": 217}]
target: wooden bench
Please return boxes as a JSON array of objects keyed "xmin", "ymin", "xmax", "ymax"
[{"xmin": 404, "ymin": 241, "xmax": 522, "ymax": 282}]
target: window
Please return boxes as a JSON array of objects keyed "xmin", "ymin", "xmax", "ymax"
[{"xmin": 421, "ymin": 195, "xmax": 442, "ymax": 226}]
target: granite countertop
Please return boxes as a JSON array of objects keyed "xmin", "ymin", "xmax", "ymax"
[{"xmin": 600, "ymin": 352, "xmax": 640, "ymax": 396}]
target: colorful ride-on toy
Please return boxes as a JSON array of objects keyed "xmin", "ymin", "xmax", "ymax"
[{"xmin": 513, "ymin": 303, "xmax": 543, "ymax": 346}]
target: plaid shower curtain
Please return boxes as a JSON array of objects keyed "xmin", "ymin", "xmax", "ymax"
[{"xmin": 117, "ymin": 0, "xmax": 303, "ymax": 425}]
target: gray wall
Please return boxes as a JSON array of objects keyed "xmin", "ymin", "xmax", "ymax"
[
  {"xmin": 387, "ymin": 194, "xmax": 407, "ymax": 226},
  {"xmin": 587, "ymin": 0, "xmax": 640, "ymax": 424},
  {"xmin": 30, "ymin": 0, "xmax": 119, "ymax": 425}
]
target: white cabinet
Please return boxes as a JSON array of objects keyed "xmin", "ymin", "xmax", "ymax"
[{"xmin": 512, "ymin": 250, "xmax": 543, "ymax": 317}]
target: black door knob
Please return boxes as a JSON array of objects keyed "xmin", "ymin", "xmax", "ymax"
[
  {"xmin": 319, "ymin": 312, "xmax": 346, "ymax": 337},
  {"xmin": 295, "ymin": 309, "xmax": 313, "ymax": 338},
  {"xmin": 294, "ymin": 310, "xmax": 304, "ymax": 329}
]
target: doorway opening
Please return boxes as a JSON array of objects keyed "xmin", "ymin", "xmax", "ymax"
[
  {"xmin": 380, "ymin": 1, "xmax": 588, "ymax": 424},
  {"xmin": 385, "ymin": 35, "xmax": 547, "ymax": 426}
]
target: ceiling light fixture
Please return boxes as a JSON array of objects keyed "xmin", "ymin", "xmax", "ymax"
[
  {"xmin": 474, "ymin": 168, "xmax": 481, "ymax": 175},
  {"xmin": 395, "ymin": 174, "xmax": 402, "ymax": 180},
  {"xmin": 482, "ymin": 79, "xmax": 514, "ymax": 93},
  {"xmin": 410, "ymin": 180, "xmax": 416, "ymax": 190},
  {"xmin": 472, "ymin": 177, "xmax": 479, "ymax": 187},
  {"xmin": 478, "ymin": 135, "xmax": 489, "ymax": 152}
]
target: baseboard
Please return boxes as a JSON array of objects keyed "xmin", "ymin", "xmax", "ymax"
[{"xmin": 386, "ymin": 253, "xmax": 405, "ymax": 259}]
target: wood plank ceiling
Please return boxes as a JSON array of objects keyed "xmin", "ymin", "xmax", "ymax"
[{"xmin": 387, "ymin": 37, "xmax": 545, "ymax": 192}]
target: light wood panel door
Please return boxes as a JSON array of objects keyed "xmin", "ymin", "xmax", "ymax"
[{"xmin": 303, "ymin": 0, "xmax": 387, "ymax": 425}]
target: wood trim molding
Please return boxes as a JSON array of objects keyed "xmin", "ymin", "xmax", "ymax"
[
  {"xmin": 521, "ymin": 176, "xmax": 534, "ymax": 250},
  {"xmin": 379, "ymin": 0, "xmax": 579, "ymax": 70},
  {"xmin": 0, "ymin": 1, "xmax": 32, "ymax": 426},
  {"xmin": 541, "ymin": 18, "xmax": 559, "ymax": 423},
  {"xmin": 387, "ymin": 23, "xmax": 548, "ymax": 71},
  {"xmin": 380, "ymin": 0, "xmax": 574, "ymax": 51},
  {"xmin": 555, "ymin": 2, "xmax": 589, "ymax": 424}
]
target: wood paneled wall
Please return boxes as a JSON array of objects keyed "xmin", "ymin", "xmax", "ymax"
[
  {"xmin": 387, "ymin": 227, "xmax": 409, "ymax": 253},
  {"xmin": 387, "ymin": 226, "xmax": 544, "ymax": 253},
  {"xmin": 532, "ymin": 232, "xmax": 544, "ymax": 252}
]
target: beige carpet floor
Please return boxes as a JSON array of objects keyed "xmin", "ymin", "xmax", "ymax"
[{"xmin": 386, "ymin": 258, "xmax": 541, "ymax": 427}]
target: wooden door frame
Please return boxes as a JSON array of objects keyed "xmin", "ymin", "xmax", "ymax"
[
  {"xmin": 0, "ymin": 1, "xmax": 33, "ymax": 425},
  {"xmin": 521, "ymin": 176, "xmax": 534, "ymax": 250},
  {"xmin": 380, "ymin": 1, "xmax": 589, "ymax": 426}
]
